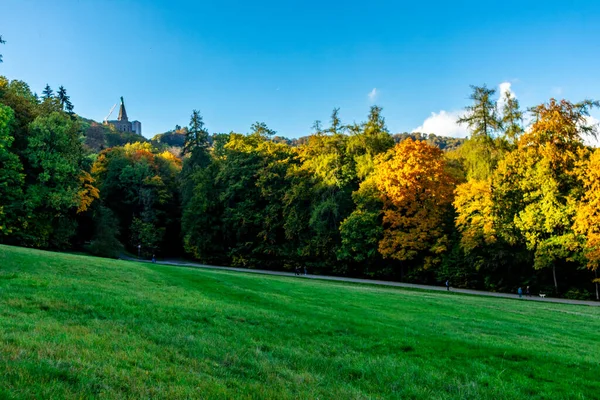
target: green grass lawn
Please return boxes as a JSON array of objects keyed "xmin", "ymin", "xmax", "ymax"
[{"xmin": 1, "ymin": 245, "xmax": 599, "ymax": 399}]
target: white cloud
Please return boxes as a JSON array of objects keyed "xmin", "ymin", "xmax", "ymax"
[
  {"xmin": 523, "ymin": 112, "xmax": 535, "ymax": 133},
  {"xmin": 552, "ymin": 87, "xmax": 563, "ymax": 96},
  {"xmin": 412, "ymin": 110, "xmax": 469, "ymax": 138},
  {"xmin": 368, "ymin": 88, "xmax": 378, "ymax": 102},
  {"xmin": 497, "ymin": 81, "xmax": 516, "ymax": 111},
  {"xmin": 413, "ymin": 81, "xmax": 523, "ymax": 138},
  {"xmin": 583, "ymin": 114, "xmax": 600, "ymax": 147}
]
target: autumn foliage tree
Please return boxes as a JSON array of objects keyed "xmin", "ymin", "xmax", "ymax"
[
  {"xmin": 494, "ymin": 99, "xmax": 598, "ymax": 291},
  {"xmin": 454, "ymin": 179, "xmax": 496, "ymax": 252},
  {"xmin": 374, "ymin": 139, "xmax": 455, "ymax": 272},
  {"xmin": 574, "ymin": 148, "xmax": 600, "ymax": 299}
]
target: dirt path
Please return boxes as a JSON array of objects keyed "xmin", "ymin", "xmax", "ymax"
[{"xmin": 122, "ymin": 256, "xmax": 600, "ymax": 307}]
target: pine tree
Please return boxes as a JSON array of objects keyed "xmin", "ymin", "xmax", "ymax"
[
  {"xmin": 500, "ymin": 94, "xmax": 524, "ymax": 144},
  {"xmin": 64, "ymin": 97, "xmax": 74, "ymax": 115},
  {"xmin": 56, "ymin": 85, "xmax": 74, "ymax": 115},
  {"xmin": 42, "ymin": 84, "xmax": 54, "ymax": 100},
  {"xmin": 182, "ymin": 110, "xmax": 209, "ymax": 156},
  {"xmin": 311, "ymin": 120, "xmax": 323, "ymax": 134},
  {"xmin": 327, "ymin": 108, "xmax": 344, "ymax": 135},
  {"xmin": 458, "ymin": 85, "xmax": 500, "ymax": 139},
  {"xmin": 456, "ymin": 85, "xmax": 503, "ymax": 181},
  {"xmin": 57, "ymin": 86, "xmax": 69, "ymax": 109},
  {"xmin": 0, "ymin": 35, "xmax": 5, "ymax": 63}
]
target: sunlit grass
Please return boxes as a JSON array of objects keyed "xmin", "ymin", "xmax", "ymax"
[{"xmin": 0, "ymin": 244, "xmax": 599, "ymax": 399}]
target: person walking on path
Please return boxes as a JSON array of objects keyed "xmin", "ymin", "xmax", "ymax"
[
  {"xmin": 445, "ymin": 280, "xmax": 450, "ymax": 291},
  {"xmin": 518, "ymin": 287, "xmax": 523, "ymax": 298},
  {"xmin": 526, "ymin": 286, "xmax": 530, "ymax": 297},
  {"xmin": 304, "ymin": 266, "xmax": 307, "ymax": 276},
  {"xmin": 152, "ymin": 254, "xmax": 156, "ymax": 263}
]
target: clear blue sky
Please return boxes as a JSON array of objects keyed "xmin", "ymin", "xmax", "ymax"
[{"xmin": 1, "ymin": 0, "xmax": 599, "ymax": 138}]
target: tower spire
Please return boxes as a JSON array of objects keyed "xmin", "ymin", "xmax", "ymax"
[{"xmin": 117, "ymin": 96, "xmax": 128, "ymax": 121}]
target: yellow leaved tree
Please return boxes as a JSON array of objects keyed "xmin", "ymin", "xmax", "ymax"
[
  {"xmin": 494, "ymin": 99, "xmax": 597, "ymax": 291},
  {"xmin": 454, "ymin": 178, "xmax": 496, "ymax": 252},
  {"xmin": 574, "ymin": 148, "xmax": 600, "ymax": 300},
  {"xmin": 77, "ymin": 171, "xmax": 99, "ymax": 213},
  {"xmin": 373, "ymin": 139, "xmax": 455, "ymax": 269}
]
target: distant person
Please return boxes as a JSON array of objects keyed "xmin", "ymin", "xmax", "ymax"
[
  {"xmin": 304, "ymin": 266, "xmax": 307, "ymax": 276},
  {"xmin": 445, "ymin": 280, "xmax": 450, "ymax": 291},
  {"xmin": 518, "ymin": 287, "xmax": 523, "ymax": 298},
  {"xmin": 152, "ymin": 254, "xmax": 156, "ymax": 263},
  {"xmin": 526, "ymin": 286, "xmax": 530, "ymax": 297},
  {"xmin": 294, "ymin": 266, "xmax": 300, "ymax": 276}
]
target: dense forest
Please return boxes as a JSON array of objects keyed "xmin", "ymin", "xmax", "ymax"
[{"xmin": 1, "ymin": 57, "xmax": 599, "ymax": 299}]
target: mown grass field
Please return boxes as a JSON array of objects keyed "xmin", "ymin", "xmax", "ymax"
[{"xmin": 0, "ymin": 245, "xmax": 599, "ymax": 399}]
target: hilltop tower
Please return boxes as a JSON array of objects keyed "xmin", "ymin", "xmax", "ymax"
[
  {"xmin": 117, "ymin": 96, "xmax": 128, "ymax": 122},
  {"xmin": 104, "ymin": 96, "xmax": 142, "ymax": 136}
]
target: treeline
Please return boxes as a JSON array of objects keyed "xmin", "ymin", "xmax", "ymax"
[
  {"xmin": 177, "ymin": 92, "xmax": 600, "ymax": 300},
  {"xmin": 1, "ymin": 73, "xmax": 599, "ymax": 300},
  {"xmin": 151, "ymin": 125, "xmax": 464, "ymax": 152}
]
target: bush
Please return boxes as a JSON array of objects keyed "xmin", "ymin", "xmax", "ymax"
[{"xmin": 564, "ymin": 288, "xmax": 591, "ymax": 300}]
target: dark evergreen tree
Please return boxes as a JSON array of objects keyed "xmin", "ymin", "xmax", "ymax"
[
  {"xmin": 64, "ymin": 97, "xmax": 74, "ymax": 115},
  {"xmin": 182, "ymin": 109, "xmax": 209, "ymax": 156},
  {"xmin": 42, "ymin": 84, "xmax": 54, "ymax": 100},
  {"xmin": 55, "ymin": 85, "xmax": 74, "ymax": 116},
  {"xmin": 0, "ymin": 35, "xmax": 5, "ymax": 63}
]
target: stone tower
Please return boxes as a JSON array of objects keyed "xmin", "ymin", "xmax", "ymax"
[
  {"xmin": 105, "ymin": 96, "xmax": 142, "ymax": 136},
  {"xmin": 117, "ymin": 96, "xmax": 128, "ymax": 122}
]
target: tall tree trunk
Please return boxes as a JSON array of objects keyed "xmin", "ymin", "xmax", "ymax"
[{"xmin": 552, "ymin": 265, "xmax": 558, "ymax": 292}]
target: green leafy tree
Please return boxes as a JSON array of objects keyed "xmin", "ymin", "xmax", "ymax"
[
  {"xmin": 347, "ymin": 105, "xmax": 395, "ymax": 180},
  {"xmin": 250, "ymin": 121, "xmax": 276, "ymax": 138},
  {"xmin": 181, "ymin": 160, "xmax": 224, "ymax": 262},
  {"xmin": 130, "ymin": 217, "xmax": 164, "ymax": 256},
  {"xmin": 0, "ymin": 77, "xmax": 40, "ymax": 152},
  {"xmin": 92, "ymin": 143, "xmax": 181, "ymax": 256},
  {"xmin": 213, "ymin": 125, "xmax": 297, "ymax": 268},
  {"xmin": 0, "ymin": 104, "xmax": 25, "ymax": 236},
  {"xmin": 338, "ymin": 178, "xmax": 384, "ymax": 276},
  {"xmin": 23, "ymin": 112, "xmax": 88, "ymax": 247}
]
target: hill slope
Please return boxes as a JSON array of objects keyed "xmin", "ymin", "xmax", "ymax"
[{"xmin": 0, "ymin": 245, "xmax": 599, "ymax": 399}]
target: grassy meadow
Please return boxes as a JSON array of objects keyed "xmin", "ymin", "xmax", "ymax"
[{"xmin": 0, "ymin": 244, "xmax": 599, "ymax": 399}]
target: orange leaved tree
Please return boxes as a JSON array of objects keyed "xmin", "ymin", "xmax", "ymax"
[{"xmin": 373, "ymin": 139, "xmax": 455, "ymax": 271}]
